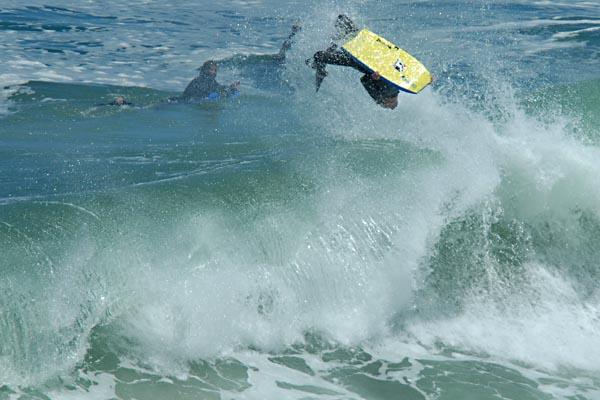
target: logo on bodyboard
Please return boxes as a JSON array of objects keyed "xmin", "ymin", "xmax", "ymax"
[{"xmin": 394, "ymin": 59, "xmax": 405, "ymax": 72}]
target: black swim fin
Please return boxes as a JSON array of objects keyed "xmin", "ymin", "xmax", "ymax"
[
  {"xmin": 334, "ymin": 14, "xmax": 359, "ymax": 39},
  {"xmin": 315, "ymin": 69, "xmax": 327, "ymax": 91},
  {"xmin": 306, "ymin": 57, "xmax": 328, "ymax": 91}
]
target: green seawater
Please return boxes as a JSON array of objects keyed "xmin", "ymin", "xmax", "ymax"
[{"xmin": 2, "ymin": 1, "xmax": 600, "ymax": 399}]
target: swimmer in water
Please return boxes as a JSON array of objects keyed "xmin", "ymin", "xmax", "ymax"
[
  {"xmin": 180, "ymin": 60, "xmax": 240, "ymax": 102},
  {"xmin": 178, "ymin": 23, "xmax": 301, "ymax": 102},
  {"xmin": 110, "ymin": 96, "xmax": 131, "ymax": 106}
]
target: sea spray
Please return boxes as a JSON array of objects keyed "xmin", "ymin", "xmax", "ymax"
[{"xmin": 1, "ymin": 1, "xmax": 600, "ymax": 399}]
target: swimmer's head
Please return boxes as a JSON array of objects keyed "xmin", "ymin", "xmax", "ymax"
[
  {"xmin": 375, "ymin": 85, "xmax": 399, "ymax": 110},
  {"xmin": 379, "ymin": 95, "xmax": 398, "ymax": 110},
  {"xmin": 200, "ymin": 60, "xmax": 218, "ymax": 78},
  {"xmin": 113, "ymin": 96, "xmax": 127, "ymax": 106}
]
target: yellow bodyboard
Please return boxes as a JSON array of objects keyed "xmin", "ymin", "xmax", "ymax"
[{"xmin": 342, "ymin": 29, "xmax": 432, "ymax": 94}]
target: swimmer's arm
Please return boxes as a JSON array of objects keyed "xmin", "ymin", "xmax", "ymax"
[{"xmin": 221, "ymin": 81, "xmax": 240, "ymax": 97}]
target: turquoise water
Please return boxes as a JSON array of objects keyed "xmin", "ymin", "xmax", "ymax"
[{"xmin": 1, "ymin": 1, "xmax": 600, "ymax": 399}]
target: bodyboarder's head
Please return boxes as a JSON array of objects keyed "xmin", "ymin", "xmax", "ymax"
[
  {"xmin": 379, "ymin": 95, "xmax": 399, "ymax": 110},
  {"xmin": 375, "ymin": 85, "xmax": 400, "ymax": 109}
]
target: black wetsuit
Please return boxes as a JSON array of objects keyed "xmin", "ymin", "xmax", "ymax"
[
  {"xmin": 181, "ymin": 73, "xmax": 237, "ymax": 101},
  {"xmin": 312, "ymin": 45, "xmax": 399, "ymax": 103},
  {"xmin": 109, "ymin": 99, "xmax": 132, "ymax": 106},
  {"xmin": 95, "ymin": 98, "xmax": 133, "ymax": 106},
  {"xmin": 310, "ymin": 15, "xmax": 399, "ymax": 104}
]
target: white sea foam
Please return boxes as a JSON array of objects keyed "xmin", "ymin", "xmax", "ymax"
[
  {"xmin": 2, "ymin": 2, "xmax": 599, "ymax": 398},
  {"xmin": 553, "ymin": 26, "xmax": 600, "ymax": 39},
  {"xmin": 50, "ymin": 373, "xmax": 117, "ymax": 400},
  {"xmin": 232, "ymin": 352, "xmax": 362, "ymax": 400},
  {"xmin": 408, "ymin": 263, "xmax": 600, "ymax": 371},
  {"xmin": 0, "ymin": 72, "xmax": 28, "ymax": 117},
  {"xmin": 457, "ymin": 17, "xmax": 600, "ymax": 40},
  {"xmin": 93, "ymin": 14, "xmax": 600, "ymax": 382},
  {"xmin": 532, "ymin": 1, "xmax": 600, "ymax": 10},
  {"xmin": 522, "ymin": 38, "xmax": 587, "ymax": 54}
]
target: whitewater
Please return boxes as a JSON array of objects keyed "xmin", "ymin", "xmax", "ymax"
[{"xmin": 1, "ymin": 1, "xmax": 600, "ymax": 399}]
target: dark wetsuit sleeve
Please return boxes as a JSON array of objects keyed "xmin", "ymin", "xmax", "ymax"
[
  {"xmin": 216, "ymin": 83, "xmax": 234, "ymax": 97},
  {"xmin": 182, "ymin": 76, "xmax": 207, "ymax": 99}
]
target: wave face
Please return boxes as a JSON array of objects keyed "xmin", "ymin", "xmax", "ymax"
[{"xmin": 1, "ymin": 1, "xmax": 600, "ymax": 399}]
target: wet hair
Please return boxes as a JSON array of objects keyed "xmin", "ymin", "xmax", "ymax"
[
  {"xmin": 360, "ymin": 74, "xmax": 399, "ymax": 105},
  {"xmin": 200, "ymin": 60, "xmax": 217, "ymax": 74},
  {"xmin": 110, "ymin": 95, "xmax": 130, "ymax": 106}
]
